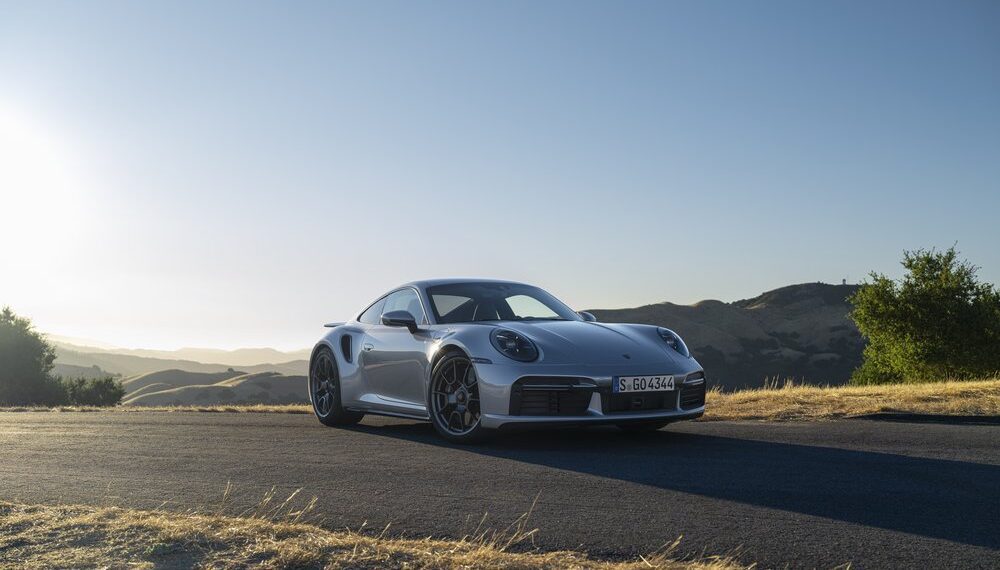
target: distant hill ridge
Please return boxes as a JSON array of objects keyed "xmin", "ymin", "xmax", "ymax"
[
  {"xmin": 53, "ymin": 345, "xmax": 308, "ymax": 378},
  {"xmin": 591, "ymin": 282, "xmax": 864, "ymax": 390}
]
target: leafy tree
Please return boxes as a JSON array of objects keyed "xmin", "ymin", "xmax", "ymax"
[
  {"xmin": 0, "ymin": 307, "xmax": 66, "ymax": 405},
  {"xmin": 62, "ymin": 377, "xmax": 126, "ymax": 406},
  {"xmin": 849, "ymin": 247, "xmax": 1000, "ymax": 384}
]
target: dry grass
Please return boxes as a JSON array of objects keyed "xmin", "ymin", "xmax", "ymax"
[
  {"xmin": 4, "ymin": 379, "xmax": 999, "ymax": 423},
  {"xmin": 0, "ymin": 497, "xmax": 749, "ymax": 570},
  {"xmin": 0, "ymin": 403, "xmax": 314, "ymax": 414},
  {"xmin": 704, "ymin": 377, "xmax": 1000, "ymax": 421}
]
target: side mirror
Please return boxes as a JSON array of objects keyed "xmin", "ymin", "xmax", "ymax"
[
  {"xmin": 382, "ymin": 310, "xmax": 419, "ymax": 333},
  {"xmin": 578, "ymin": 311, "xmax": 597, "ymax": 322}
]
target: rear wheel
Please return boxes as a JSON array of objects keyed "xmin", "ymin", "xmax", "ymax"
[
  {"xmin": 429, "ymin": 351, "xmax": 490, "ymax": 444},
  {"xmin": 310, "ymin": 347, "xmax": 364, "ymax": 427},
  {"xmin": 616, "ymin": 420, "xmax": 670, "ymax": 433}
]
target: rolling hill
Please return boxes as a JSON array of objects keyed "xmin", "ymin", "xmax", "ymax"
[
  {"xmin": 120, "ymin": 370, "xmax": 309, "ymax": 406},
  {"xmin": 590, "ymin": 283, "xmax": 864, "ymax": 390},
  {"xmin": 54, "ymin": 345, "xmax": 307, "ymax": 378},
  {"xmin": 52, "ymin": 363, "xmax": 116, "ymax": 380},
  {"xmin": 51, "ymin": 344, "xmax": 311, "ymax": 406},
  {"xmin": 55, "ymin": 344, "xmax": 311, "ymax": 368}
]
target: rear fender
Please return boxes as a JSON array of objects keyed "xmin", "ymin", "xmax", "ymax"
[{"xmin": 312, "ymin": 324, "xmax": 367, "ymax": 406}]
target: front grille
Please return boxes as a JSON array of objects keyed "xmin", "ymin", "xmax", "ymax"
[
  {"xmin": 509, "ymin": 377, "xmax": 595, "ymax": 416},
  {"xmin": 515, "ymin": 390, "xmax": 592, "ymax": 416},
  {"xmin": 679, "ymin": 380, "xmax": 706, "ymax": 410},
  {"xmin": 603, "ymin": 391, "xmax": 677, "ymax": 413}
]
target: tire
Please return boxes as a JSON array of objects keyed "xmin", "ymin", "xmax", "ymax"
[
  {"xmin": 309, "ymin": 346, "xmax": 364, "ymax": 427},
  {"xmin": 428, "ymin": 351, "xmax": 491, "ymax": 444},
  {"xmin": 616, "ymin": 420, "xmax": 670, "ymax": 433}
]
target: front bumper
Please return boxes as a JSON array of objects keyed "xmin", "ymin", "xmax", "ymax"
[
  {"xmin": 474, "ymin": 360, "xmax": 706, "ymax": 430},
  {"xmin": 485, "ymin": 408, "xmax": 705, "ymax": 430}
]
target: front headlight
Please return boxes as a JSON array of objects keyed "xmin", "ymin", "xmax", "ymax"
[
  {"xmin": 657, "ymin": 327, "xmax": 690, "ymax": 358},
  {"xmin": 490, "ymin": 329, "xmax": 539, "ymax": 362}
]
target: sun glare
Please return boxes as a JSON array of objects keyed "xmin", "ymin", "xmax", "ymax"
[{"xmin": 0, "ymin": 104, "xmax": 89, "ymax": 268}]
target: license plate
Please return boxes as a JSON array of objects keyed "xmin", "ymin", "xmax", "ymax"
[{"xmin": 613, "ymin": 375, "xmax": 675, "ymax": 393}]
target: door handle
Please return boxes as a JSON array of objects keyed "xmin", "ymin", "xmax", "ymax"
[{"xmin": 362, "ymin": 343, "xmax": 374, "ymax": 352}]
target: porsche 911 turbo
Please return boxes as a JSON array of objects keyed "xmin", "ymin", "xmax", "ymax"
[{"xmin": 309, "ymin": 279, "xmax": 706, "ymax": 443}]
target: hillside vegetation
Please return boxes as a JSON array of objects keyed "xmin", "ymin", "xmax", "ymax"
[{"xmin": 592, "ymin": 283, "xmax": 863, "ymax": 390}]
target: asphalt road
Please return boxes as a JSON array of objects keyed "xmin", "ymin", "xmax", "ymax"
[{"xmin": 1, "ymin": 412, "xmax": 997, "ymax": 569}]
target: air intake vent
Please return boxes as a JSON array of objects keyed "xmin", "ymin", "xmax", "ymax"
[
  {"xmin": 679, "ymin": 381, "xmax": 706, "ymax": 410},
  {"xmin": 509, "ymin": 377, "xmax": 595, "ymax": 416},
  {"xmin": 340, "ymin": 335, "xmax": 353, "ymax": 363}
]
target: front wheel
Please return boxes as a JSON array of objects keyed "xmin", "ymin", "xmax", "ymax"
[
  {"xmin": 310, "ymin": 347, "xmax": 364, "ymax": 427},
  {"xmin": 428, "ymin": 351, "xmax": 490, "ymax": 444}
]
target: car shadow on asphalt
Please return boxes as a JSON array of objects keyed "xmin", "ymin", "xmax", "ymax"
[
  {"xmin": 345, "ymin": 421, "xmax": 1000, "ymax": 550},
  {"xmin": 852, "ymin": 413, "xmax": 1000, "ymax": 425}
]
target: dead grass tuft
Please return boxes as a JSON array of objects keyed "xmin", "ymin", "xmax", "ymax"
[
  {"xmin": 0, "ymin": 498, "xmax": 750, "ymax": 570},
  {"xmin": 704, "ymin": 377, "xmax": 1000, "ymax": 421}
]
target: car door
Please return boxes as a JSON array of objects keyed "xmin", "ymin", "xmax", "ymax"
[{"xmin": 360, "ymin": 288, "xmax": 432, "ymax": 408}]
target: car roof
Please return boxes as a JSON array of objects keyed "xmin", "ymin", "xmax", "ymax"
[{"xmin": 400, "ymin": 278, "xmax": 530, "ymax": 290}]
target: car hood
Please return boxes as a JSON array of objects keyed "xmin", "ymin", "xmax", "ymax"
[{"xmin": 487, "ymin": 320, "xmax": 681, "ymax": 366}]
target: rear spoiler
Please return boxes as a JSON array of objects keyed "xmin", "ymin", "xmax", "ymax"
[{"xmin": 323, "ymin": 322, "xmax": 346, "ymax": 328}]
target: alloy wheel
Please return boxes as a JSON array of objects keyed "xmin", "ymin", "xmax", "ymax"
[
  {"xmin": 431, "ymin": 356, "xmax": 481, "ymax": 435},
  {"xmin": 310, "ymin": 352, "xmax": 337, "ymax": 418}
]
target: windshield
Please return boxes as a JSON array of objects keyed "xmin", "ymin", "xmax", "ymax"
[{"xmin": 427, "ymin": 282, "xmax": 582, "ymax": 324}]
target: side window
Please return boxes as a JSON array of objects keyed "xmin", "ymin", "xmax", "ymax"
[
  {"xmin": 431, "ymin": 294, "xmax": 472, "ymax": 321},
  {"xmin": 357, "ymin": 297, "xmax": 386, "ymax": 325},
  {"xmin": 382, "ymin": 289, "xmax": 427, "ymax": 324}
]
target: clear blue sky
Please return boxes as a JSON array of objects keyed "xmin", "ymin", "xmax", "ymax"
[{"xmin": 1, "ymin": 0, "xmax": 998, "ymax": 349}]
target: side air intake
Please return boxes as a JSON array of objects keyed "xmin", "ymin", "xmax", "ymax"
[{"xmin": 340, "ymin": 335, "xmax": 353, "ymax": 363}]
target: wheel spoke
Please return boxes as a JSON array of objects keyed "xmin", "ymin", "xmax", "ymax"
[{"xmin": 431, "ymin": 356, "xmax": 481, "ymax": 436}]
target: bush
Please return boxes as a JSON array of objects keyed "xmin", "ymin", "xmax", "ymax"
[
  {"xmin": 0, "ymin": 307, "xmax": 67, "ymax": 405},
  {"xmin": 61, "ymin": 377, "xmax": 126, "ymax": 406},
  {"xmin": 1, "ymin": 307, "xmax": 125, "ymax": 406},
  {"xmin": 849, "ymin": 247, "xmax": 1000, "ymax": 384}
]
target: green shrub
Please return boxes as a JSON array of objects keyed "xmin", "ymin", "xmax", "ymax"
[
  {"xmin": 0, "ymin": 307, "xmax": 67, "ymax": 405},
  {"xmin": 1, "ymin": 307, "xmax": 125, "ymax": 407},
  {"xmin": 849, "ymin": 247, "xmax": 1000, "ymax": 384},
  {"xmin": 61, "ymin": 377, "xmax": 126, "ymax": 406}
]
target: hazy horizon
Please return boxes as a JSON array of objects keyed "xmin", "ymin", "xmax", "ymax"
[{"xmin": 3, "ymin": 1, "xmax": 998, "ymax": 350}]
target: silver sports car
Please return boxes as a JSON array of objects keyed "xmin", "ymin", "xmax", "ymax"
[{"xmin": 309, "ymin": 279, "xmax": 706, "ymax": 442}]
